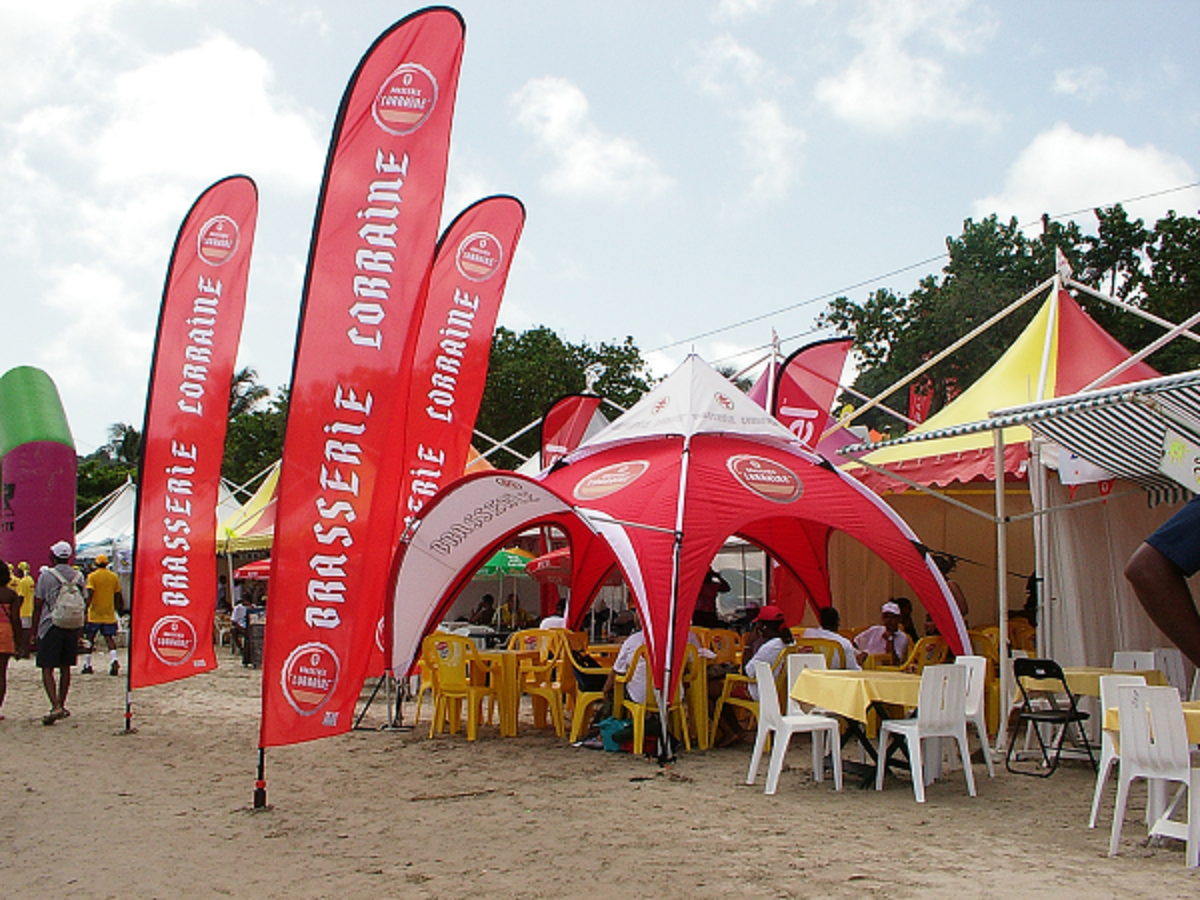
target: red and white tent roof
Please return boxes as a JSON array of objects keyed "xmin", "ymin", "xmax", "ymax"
[{"xmin": 389, "ymin": 356, "xmax": 965, "ymax": 698}]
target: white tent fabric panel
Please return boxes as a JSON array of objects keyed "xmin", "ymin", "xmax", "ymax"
[{"xmin": 1042, "ymin": 475, "xmax": 1195, "ymax": 669}]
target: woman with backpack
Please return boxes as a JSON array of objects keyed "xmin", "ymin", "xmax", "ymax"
[{"xmin": 31, "ymin": 540, "xmax": 86, "ymax": 725}]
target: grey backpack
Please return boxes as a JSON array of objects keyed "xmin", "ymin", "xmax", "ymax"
[{"xmin": 50, "ymin": 569, "xmax": 86, "ymax": 630}]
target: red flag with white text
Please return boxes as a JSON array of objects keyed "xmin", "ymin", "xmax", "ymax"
[
  {"xmin": 130, "ymin": 175, "xmax": 258, "ymax": 688},
  {"xmin": 380, "ymin": 195, "xmax": 524, "ymax": 672},
  {"xmin": 260, "ymin": 9, "xmax": 465, "ymax": 748},
  {"xmin": 395, "ymin": 195, "xmax": 525, "ymax": 536},
  {"xmin": 773, "ymin": 338, "xmax": 851, "ymax": 450}
]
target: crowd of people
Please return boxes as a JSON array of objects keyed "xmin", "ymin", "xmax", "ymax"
[{"xmin": 0, "ymin": 541, "xmax": 125, "ymax": 724}]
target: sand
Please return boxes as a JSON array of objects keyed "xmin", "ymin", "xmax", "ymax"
[{"xmin": 0, "ymin": 649, "xmax": 1196, "ymax": 899}]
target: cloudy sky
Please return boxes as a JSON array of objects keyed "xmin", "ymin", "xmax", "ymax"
[{"xmin": 2, "ymin": 0, "xmax": 1197, "ymax": 454}]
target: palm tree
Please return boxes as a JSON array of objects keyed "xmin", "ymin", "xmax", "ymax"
[
  {"xmin": 106, "ymin": 423, "xmax": 142, "ymax": 464},
  {"xmin": 228, "ymin": 366, "xmax": 269, "ymax": 419}
]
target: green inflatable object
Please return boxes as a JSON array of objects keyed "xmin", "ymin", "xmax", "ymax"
[{"xmin": 0, "ymin": 366, "xmax": 75, "ymax": 457}]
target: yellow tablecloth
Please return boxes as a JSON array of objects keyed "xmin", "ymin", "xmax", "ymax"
[
  {"xmin": 789, "ymin": 669, "xmax": 923, "ymax": 723},
  {"xmin": 1103, "ymin": 700, "xmax": 1200, "ymax": 743},
  {"xmin": 1021, "ymin": 666, "xmax": 1166, "ymax": 699}
]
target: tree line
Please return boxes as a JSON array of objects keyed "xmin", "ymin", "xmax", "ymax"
[{"xmin": 79, "ymin": 202, "xmax": 1198, "ymax": 517}]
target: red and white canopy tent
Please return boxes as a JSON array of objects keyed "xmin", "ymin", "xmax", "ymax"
[{"xmin": 390, "ymin": 356, "xmax": 965, "ymax": 705}]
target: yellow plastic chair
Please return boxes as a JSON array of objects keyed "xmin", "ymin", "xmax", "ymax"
[
  {"xmin": 423, "ymin": 633, "xmax": 498, "ymax": 741},
  {"xmin": 873, "ymin": 636, "xmax": 949, "ymax": 674},
  {"xmin": 710, "ymin": 646, "xmax": 797, "ymax": 747},
  {"xmin": 681, "ymin": 643, "xmax": 711, "ymax": 750},
  {"xmin": 705, "ymin": 629, "xmax": 743, "ymax": 666},
  {"xmin": 514, "ymin": 630, "xmax": 566, "ymax": 737},
  {"xmin": 789, "ymin": 634, "xmax": 845, "ymax": 669},
  {"xmin": 614, "ymin": 644, "xmax": 691, "ymax": 754},
  {"xmin": 411, "ymin": 657, "xmax": 435, "ymax": 727},
  {"xmin": 566, "ymin": 645, "xmax": 613, "ymax": 743}
]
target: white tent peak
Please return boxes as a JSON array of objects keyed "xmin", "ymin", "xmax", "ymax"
[{"xmin": 577, "ymin": 354, "xmax": 797, "ymax": 449}]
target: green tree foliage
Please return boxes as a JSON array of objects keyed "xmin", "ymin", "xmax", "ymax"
[
  {"xmin": 476, "ymin": 327, "xmax": 652, "ymax": 468},
  {"xmin": 222, "ymin": 383, "xmax": 288, "ymax": 489},
  {"xmin": 821, "ymin": 206, "xmax": 1200, "ymax": 436}
]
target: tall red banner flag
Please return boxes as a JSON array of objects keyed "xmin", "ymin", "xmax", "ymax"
[
  {"xmin": 260, "ymin": 9, "xmax": 465, "ymax": 748},
  {"xmin": 131, "ymin": 175, "xmax": 258, "ymax": 688},
  {"xmin": 396, "ymin": 195, "xmax": 525, "ymax": 536},
  {"xmin": 382, "ymin": 196, "xmax": 524, "ymax": 672}
]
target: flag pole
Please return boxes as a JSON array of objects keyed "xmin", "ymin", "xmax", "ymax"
[{"xmin": 254, "ymin": 747, "xmax": 268, "ymax": 808}]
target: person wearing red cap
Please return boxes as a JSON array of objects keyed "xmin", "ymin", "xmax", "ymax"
[{"xmin": 711, "ymin": 604, "xmax": 794, "ymax": 747}]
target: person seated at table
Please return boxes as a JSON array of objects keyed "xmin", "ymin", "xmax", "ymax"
[
  {"xmin": 539, "ymin": 598, "xmax": 568, "ymax": 630},
  {"xmin": 494, "ymin": 593, "xmax": 533, "ymax": 630},
  {"xmin": 933, "ymin": 554, "xmax": 969, "ymax": 627},
  {"xmin": 854, "ymin": 601, "xmax": 910, "ymax": 666},
  {"xmin": 895, "ymin": 596, "xmax": 919, "ymax": 644},
  {"xmin": 710, "ymin": 605, "xmax": 794, "ymax": 747},
  {"xmin": 692, "ymin": 566, "xmax": 730, "ymax": 629},
  {"xmin": 468, "ymin": 593, "xmax": 496, "ymax": 626},
  {"xmin": 801, "ymin": 606, "xmax": 862, "ymax": 669},
  {"xmin": 592, "ymin": 613, "xmax": 648, "ymax": 726}
]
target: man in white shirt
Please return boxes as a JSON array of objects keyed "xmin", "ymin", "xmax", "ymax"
[
  {"xmin": 854, "ymin": 601, "xmax": 910, "ymax": 665},
  {"xmin": 801, "ymin": 606, "xmax": 862, "ymax": 670}
]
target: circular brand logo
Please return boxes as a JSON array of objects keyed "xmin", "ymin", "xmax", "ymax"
[
  {"xmin": 456, "ymin": 231, "xmax": 503, "ymax": 282},
  {"xmin": 197, "ymin": 215, "xmax": 240, "ymax": 266},
  {"xmin": 726, "ymin": 454, "xmax": 803, "ymax": 503},
  {"xmin": 149, "ymin": 616, "xmax": 198, "ymax": 666},
  {"xmin": 573, "ymin": 460, "xmax": 650, "ymax": 501},
  {"xmin": 372, "ymin": 63, "xmax": 438, "ymax": 135},
  {"xmin": 715, "ymin": 392, "xmax": 735, "ymax": 411},
  {"xmin": 495, "ymin": 477, "xmax": 523, "ymax": 490},
  {"xmin": 280, "ymin": 642, "xmax": 341, "ymax": 716},
  {"xmin": 375, "ymin": 616, "xmax": 386, "ymax": 654}
]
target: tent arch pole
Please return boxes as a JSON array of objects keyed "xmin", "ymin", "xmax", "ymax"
[
  {"xmin": 657, "ymin": 433, "xmax": 692, "ymax": 760},
  {"xmin": 993, "ymin": 426, "xmax": 1011, "ymax": 754}
]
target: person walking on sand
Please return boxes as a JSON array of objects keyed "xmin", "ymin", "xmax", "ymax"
[
  {"xmin": 15, "ymin": 561, "xmax": 35, "ymax": 639},
  {"xmin": 81, "ymin": 553, "xmax": 123, "ymax": 676},
  {"xmin": 31, "ymin": 541, "xmax": 86, "ymax": 725},
  {"xmin": 0, "ymin": 561, "xmax": 26, "ymax": 721}
]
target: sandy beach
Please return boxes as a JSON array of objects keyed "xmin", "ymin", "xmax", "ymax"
[{"xmin": 1, "ymin": 649, "xmax": 1196, "ymax": 899}]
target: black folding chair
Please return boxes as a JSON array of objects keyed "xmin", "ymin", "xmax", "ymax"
[{"xmin": 1005, "ymin": 657, "xmax": 1097, "ymax": 777}]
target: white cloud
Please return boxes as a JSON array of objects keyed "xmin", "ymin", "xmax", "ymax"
[
  {"xmin": 711, "ymin": 0, "xmax": 779, "ymax": 22},
  {"xmin": 691, "ymin": 37, "xmax": 804, "ymax": 202},
  {"xmin": 739, "ymin": 100, "xmax": 804, "ymax": 200},
  {"xmin": 94, "ymin": 36, "xmax": 323, "ymax": 191},
  {"xmin": 814, "ymin": 0, "xmax": 997, "ymax": 134},
  {"xmin": 1053, "ymin": 65, "xmax": 1107, "ymax": 102},
  {"xmin": 511, "ymin": 76, "xmax": 674, "ymax": 203},
  {"xmin": 973, "ymin": 123, "xmax": 1199, "ymax": 227}
]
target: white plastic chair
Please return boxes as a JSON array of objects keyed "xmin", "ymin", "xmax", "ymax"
[
  {"xmin": 1108, "ymin": 684, "xmax": 1199, "ymax": 867},
  {"xmin": 1087, "ymin": 674, "xmax": 1145, "ymax": 829},
  {"xmin": 786, "ymin": 652, "xmax": 827, "ymax": 715},
  {"xmin": 955, "ymin": 655, "xmax": 994, "ymax": 778},
  {"xmin": 876, "ymin": 664, "xmax": 977, "ymax": 803},
  {"xmin": 1112, "ymin": 650, "xmax": 1157, "ymax": 671},
  {"xmin": 746, "ymin": 660, "xmax": 842, "ymax": 795},
  {"xmin": 1154, "ymin": 647, "xmax": 1188, "ymax": 697}
]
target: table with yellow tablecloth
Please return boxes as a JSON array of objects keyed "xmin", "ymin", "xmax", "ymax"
[
  {"xmin": 789, "ymin": 669, "xmax": 923, "ymax": 722},
  {"xmin": 1065, "ymin": 667, "xmax": 1166, "ymax": 698},
  {"xmin": 1103, "ymin": 699, "xmax": 1200, "ymax": 743}
]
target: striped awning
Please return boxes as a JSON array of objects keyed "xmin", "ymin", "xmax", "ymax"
[
  {"xmin": 842, "ymin": 370, "xmax": 1200, "ymax": 503},
  {"xmin": 994, "ymin": 371, "xmax": 1200, "ymax": 503}
]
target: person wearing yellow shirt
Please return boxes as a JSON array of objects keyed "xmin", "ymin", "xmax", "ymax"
[
  {"xmin": 15, "ymin": 561, "xmax": 35, "ymax": 637},
  {"xmin": 82, "ymin": 555, "xmax": 123, "ymax": 676}
]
